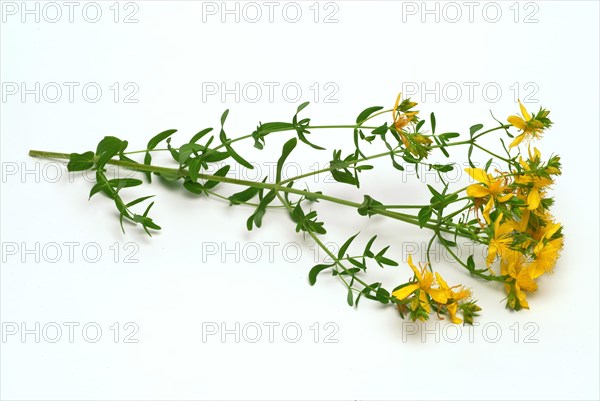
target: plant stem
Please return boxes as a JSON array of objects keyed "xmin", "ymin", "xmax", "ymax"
[{"xmin": 28, "ymin": 149, "xmax": 475, "ymax": 240}]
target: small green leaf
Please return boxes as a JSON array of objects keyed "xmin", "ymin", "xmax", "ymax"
[
  {"xmin": 439, "ymin": 132, "xmax": 460, "ymax": 141},
  {"xmin": 371, "ymin": 123, "xmax": 388, "ymax": 136},
  {"xmin": 430, "ymin": 112, "xmax": 436, "ymax": 134},
  {"xmin": 204, "ymin": 165, "xmax": 230, "ymax": 190},
  {"xmin": 470, "ymin": 124, "xmax": 484, "ymax": 137},
  {"xmin": 126, "ymin": 195, "xmax": 155, "ymax": 208},
  {"xmin": 431, "ymin": 163, "xmax": 454, "ymax": 173},
  {"xmin": 356, "ymin": 106, "xmax": 384, "ymax": 124},
  {"xmin": 148, "ymin": 129, "xmax": 177, "ymax": 150},
  {"xmin": 308, "ymin": 264, "xmax": 332, "ymax": 286},
  {"xmin": 178, "ymin": 143, "xmax": 204, "ymax": 164},
  {"xmin": 183, "ymin": 180, "xmax": 204, "ymax": 194},
  {"xmin": 67, "ymin": 151, "xmax": 94, "ymax": 171},
  {"xmin": 276, "ymin": 138, "xmax": 297, "ymax": 182},
  {"xmin": 228, "ymin": 186, "xmax": 260, "ymax": 205},
  {"xmin": 296, "ymin": 101, "xmax": 310, "ymax": 114},
  {"xmin": 220, "ymin": 109, "xmax": 229, "ymax": 125},
  {"xmin": 418, "ymin": 206, "xmax": 433, "ymax": 228},
  {"xmin": 338, "ymin": 232, "xmax": 359, "ymax": 260},
  {"xmin": 189, "ymin": 128, "xmax": 213, "ymax": 144},
  {"xmin": 347, "ymin": 287, "xmax": 354, "ymax": 306},
  {"xmin": 96, "ymin": 136, "xmax": 124, "ymax": 169}
]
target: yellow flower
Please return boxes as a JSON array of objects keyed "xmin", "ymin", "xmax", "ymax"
[
  {"xmin": 515, "ymin": 147, "xmax": 554, "ymax": 211},
  {"xmin": 392, "ymin": 93, "xmax": 419, "ymax": 132},
  {"xmin": 486, "ymin": 213, "xmax": 516, "ymax": 267},
  {"xmin": 392, "ymin": 255, "xmax": 448, "ymax": 314},
  {"xmin": 529, "ymin": 222, "xmax": 563, "ymax": 278},
  {"xmin": 435, "ymin": 272, "xmax": 471, "ymax": 324},
  {"xmin": 507, "ymin": 100, "xmax": 548, "ymax": 148},
  {"xmin": 501, "ymin": 253, "xmax": 538, "ymax": 309},
  {"xmin": 465, "ymin": 168, "xmax": 513, "ymax": 223}
]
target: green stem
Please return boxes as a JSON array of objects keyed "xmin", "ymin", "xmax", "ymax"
[{"xmin": 28, "ymin": 149, "xmax": 477, "ymax": 240}]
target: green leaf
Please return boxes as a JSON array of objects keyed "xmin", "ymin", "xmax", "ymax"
[
  {"xmin": 188, "ymin": 158, "xmax": 202, "ymax": 181},
  {"xmin": 96, "ymin": 136, "xmax": 124, "ymax": 169},
  {"xmin": 67, "ymin": 151, "xmax": 94, "ymax": 171},
  {"xmin": 296, "ymin": 129, "xmax": 325, "ymax": 150},
  {"xmin": 296, "ymin": 101, "xmax": 310, "ymax": 114},
  {"xmin": 356, "ymin": 106, "xmax": 383, "ymax": 124},
  {"xmin": 376, "ymin": 287, "xmax": 390, "ymax": 304},
  {"xmin": 148, "ymin": 129, "xmax": 177, "ymax": 150},
  {"xmin": 308, "ymin": 264, "xmax": 332, "ymax": 286},
  {"xmin": 276, "ymin": 138, "xmax": 297, "ymax": 182},
  {"xmin": 202, "ymin": 150, "xmax": 230, "ymax": 163},
  {"xmin": 219, "ymin": 113, "xmax": 254, "ymax": 169},
  {"xmin": 108, "ymin": 178, "xmax": 142, "ymax": 189},
  {"xmin": 183, "ymin": 180, "xmax": 204, "ymax": 194},
  {"xmin": 431, "ymin": 163, "xmax": 454, "ymax": 173},
  {"xmin": 248, "ymin": 189, "xmax": 276, "ymax": 230},
  {"xmin": 143, "ymin": 130, "xmax": 176, "ymax": 182},
  {"xmin": 126, "ymin": 195, "xmax": 155, "ymax": 208},
  {"xmin": 338, "ymin": 232, "xmax": 359, "ymax": 260},
  {"xmin": 258, "ymin": 122, "xmax": 295, "ymax": 134},
  {"xmin": 470, "ymin": 124, "xmax": 484, "ymax": 137},
  {"xmin": 364, "ymin": 235, "xmax": 377, "ymax": 258},
  {"xmin": 189, "ymin": 128, "xmax": 213, "ymax": 144},
  {"xmin": 347, "ymin": 287, "xmax": 354, "ymax": 306},
  {"xmin": 427, "ymin": 184, "xmax": 444, "ymax": 201},
  {"xmin": 357, "ymin": 195, "xmax": 383, "ymax": 217},
  {"xmin": 371, "ymin": 123, "xmax": 388, "ymax": 136},
  {"xmin": 418, "ymin": 206, "xmax": 433, "ymax": 228},
  {"xmin": 204, "ymin": 165, "xmax": 230, "ymax": 190},
  {"xmin": 439, "ymin": 132, "xmax": 460, "ymax": 141},
  {"xmin": 467, "ymin": 255, "xmax": 476, "ymax": 271},
  {"xmin": 178, "ymin": 143, "xmax": 204, "ymax": 164},
  {"xmin": 96, "ymin": 136, "xmax": 123, "ymax": 157},
  {"xmin": 331, "ymin": 169, "xmax": 358, "ymax": 187},
  {"xmin": 220, "ymin": 109, "xmax": 229, "ymax": 125},
  {"xmin": 228, "ymin": 186, "xmax": 260, "ymax": 205},
  {"xmin": 430, "ymin": 112, "xmax": 436, "ymax": 134}
]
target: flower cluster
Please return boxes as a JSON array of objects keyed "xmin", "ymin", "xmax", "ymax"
[
  {"xmin": 466, "ymin": 103, "xmax": 563, "ymax": 310},
  {"xmin": 392, "ymin": 256, "xmax": 480, "ymax": 324},
  {"xmin": 392, "ymin": 100, "xmax": 563, "ymax": 322}
]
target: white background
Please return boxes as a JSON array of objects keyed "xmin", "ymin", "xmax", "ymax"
[{"xmin": 1, "ymin": 1, "xmax": 599, "ymax": 400}]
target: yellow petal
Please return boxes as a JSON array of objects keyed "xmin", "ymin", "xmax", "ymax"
[
  {"xmin": 447, "ymin": 302, "xmax": 462, "ymax": 324},
  {"xmin": 392, "ymin": 93, "xmax": 401, "ymax": 121},
  {"xmin": 483, "ymin": 197, "xmax": 494, "ymax": 225},
  {"xmin": 466, "ymin": 184, "xmax": 491, "ymax": 198},
  {"xmin": 486, "ymin": 245, "xmax": 498, "ymax": 267},
  {"xmin": 509, "ymin": 133, "xmax": 525, "ymax": 148},
  {"xmin": 406, "ymin": 255, "xmax": 422, "ymax": 281},
  {"xmin": 527, "ymin": 189, "xmax": 541, "ymax": 210},
  {"xmin": 435, "ymin": 272, "xmax": 449, "ymax": 290},
  {"xmin": 392, "ymin": 283, "xmax": 419, "ymax": 301},
  {"xmin": 427, "ymin": 288, "xmax": 449, "ymax": 304},
  {"xmin": 419, "ymin": 291, "xmax": 431, "ymax": 313},
  {"xmin": 518, "ymin": 209, "xmax": 530, "ymax": 232},
  {"xmin": 497, "ymin": 193, "xmax": 513, "ymax": 203},
  {"xmin": 465, "ymin": 168, "xmax": 490, "ymax": 185},
  {"xmin": 529, "ymin": 261, "xmax": 546, "ymax": 279},
  {"xmin": 518, "ymin": 100, "xmax": 532, "ymax": 121},
  {"xmin": 508, "ymin": 116, "xmax": 527, "ymax": 130}
]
